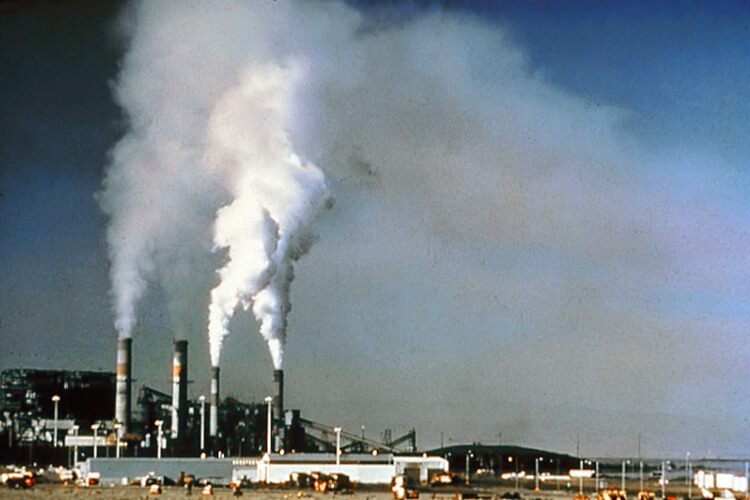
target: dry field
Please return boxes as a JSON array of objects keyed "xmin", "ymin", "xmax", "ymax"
[
  {"xmin": 0, "ymin": 484, "xmax": 582, "ymax": 500},
  {"xmin": 0, "ymin": 484, "xmax": 379, "ymax": 499}
]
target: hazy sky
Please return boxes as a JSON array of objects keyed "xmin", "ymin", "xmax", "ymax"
[{"xmin": 2, "ymin": 0, "xmax": 750, "ymax": 459}]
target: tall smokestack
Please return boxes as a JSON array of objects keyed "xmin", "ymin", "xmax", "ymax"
[
  {"xmin": 115, "ymin": 337, "xmax": 132, "ymax": 436},
  {"xmin": 273, "ymin": 369, "xmax": 284, "ymax": 423},
  {"xmin": 210, "ymin": 366, "xmax": 220, "ymax": 439},
  {"xmin": 272, "ymin": 368, "xmax": 284, "ymax": 450},
  {"xmin": 171, "ymin": 340, "xmax": 188, "ymax": 441}
]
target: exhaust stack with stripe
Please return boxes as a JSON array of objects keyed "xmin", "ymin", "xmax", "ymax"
[
  {"xmin": 114, "ymin": 337, "xmax": 132, "ymax": 437},
  {"xmin": 171, "ymin": 340, "xmax": 188, "ymax": 441},
  {"xmin": 210, "ymin": 366, "xmax": 220, "ymax": 439}
]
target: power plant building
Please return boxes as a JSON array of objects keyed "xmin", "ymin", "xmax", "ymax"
[{"xmin": 256, "ymin": 453, "xmax": 449, "ymax": 485}]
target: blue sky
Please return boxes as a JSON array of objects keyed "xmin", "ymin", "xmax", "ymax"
[{"xmin": 2, "ymin": 0, "xmax": 750, "ymax": 458}]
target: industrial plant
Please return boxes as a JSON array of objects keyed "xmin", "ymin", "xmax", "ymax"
[
  {"xmin": 0, "ymin": 336, "xmax": 446, "ymax": 485},
  {"xmin": 2, "ymin": 336, "xmax": 748, "ymax": 497},
  {"xmin": 0, "ymin": 338, "xmax": 418, "ymax": 461}
]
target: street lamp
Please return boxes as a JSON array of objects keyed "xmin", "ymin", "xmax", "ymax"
[
  {"xmin": 334, "ymin": 427, "xmax": 342, "ymax": 466},
  {"xmin": 535, "ymin": 458, "xmax": 540, "ymax": 492},
  {"xmin": 264, "ymin": 396, "xmax": 273, "ymax": 484},
  {"xmin": 265, "ymin": 396, "xmax": 273, "ymax": 455},
  {"xmin": 155, "ymin": 420, "xmax": 164, "ymax": 459},
  {"xmin": 52, "ymin": 395, "xmax": 61, "ymax": 449},
  {"xmin": 466, "ymin": 451, "xmax": 472, "ymax": 485},
  {"xmin": 596, "ymin": 461, "xmax": 600, "ymax": 497},
  {"xmin": 70, "ymin": 425, "xmax": 79, "ymax": 467},
  {"xmin": 686, "ymin": 452, "xmax": 691, "ymax": 500},
  {"xmin": 622, "ymin": 460, "xmax": 630, "ymax": 496},
  {"xmin": 199, "ymin": 395, "xmax": 206, "ymax": 453},
  {"xmin": 91, "ymin": 423, "xmax": 100, "ymax": 458},
  {"xmin": 579, "ymin": 459, "xmax": 584, "ymax": 496},
  {"xmin": 640, "ymin": 460, "xmax": 645, "ymax": 494},
  {"xmin": 114, "ymin": 422, "xmax": 121, "ymax": 458}
]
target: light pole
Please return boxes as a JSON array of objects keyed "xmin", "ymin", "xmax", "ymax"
[
  {"xmin": 155, "ymin": 420, "xmax": 164, "ymax": 459},
  {"xmin": 91, "ymin": 423, "xmax": 100, "ymax": 458},
  {"xmin": 640, "ymin": 460, "xmax": 644, "ymax": 493},
  {"xmin": 334, "ymin": 427, "xmax": 342, "ymax": 466},
  {"xmin": 535, "ymin": 458, "xmax": 540, "ymax": 492},
  {"xmin": 199, "ymin": 395, "xmax": 206, "ymax": 453},
  {"xmin": 622, "ymin": 460, "xmax": 628, "ymax": 495},
  {"xmin": 596, "ymin": 461, "xmax": 600, "ymax": 497},
  {"xmin": 265, "ymin": 396, "xmax": 273, "ymax": 484},
  {"xmin": 52, "ymin": 395, "xmax": 61, "ymax": 449},
  {"xmin": 71, "ymin": 425, "xmax": 79, "ymax": 467},
  {"xmin": 265, "ymin": 396, "xmax": 273, "ymax": 455},
  {"xmin": 466, "ymin": 451, "xmax": 472, "ymax": 485},
  {"xmin": 686, "ymin": 452, "xmax": 691, "ymax": 500},
  {"xmin": 579, "ymin": 459, "xmax": 584, "ymax": 496},
  {"xmin": 114, "ymin": 422, "xmax": 121, "ymax": 458}
]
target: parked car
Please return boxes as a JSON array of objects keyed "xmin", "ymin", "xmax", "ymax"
[
  {"xmin": 1, "ymin": 468, "xmax": 35, "ymax": 489},
  {"xmin": 391, "ymin": 474, "xmax": 419, "ymax": 500}
]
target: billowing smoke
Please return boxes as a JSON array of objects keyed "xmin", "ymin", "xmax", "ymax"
[
  {"xmin": 99, "ymin": 1, "xmax": 331, "ymax": 367},
  {"xmin": 206, "ymin": 65, "xmax": 330, "ymax": 368}
]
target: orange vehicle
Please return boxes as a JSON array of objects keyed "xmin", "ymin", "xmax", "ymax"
[
  {"xmin": 391, "ymin": 474, "xmax": 419, "ymax": 500},
  {"xmin": 0, "ymin": 468, "xmax": 35, "ymax": 490},
  {"xmin": 637, "ymin": 491, "xmax": 656, "ymax": 500},
  {"xmin": 598, "ymin": 489, "xmax": 627, "ymax": 500}
]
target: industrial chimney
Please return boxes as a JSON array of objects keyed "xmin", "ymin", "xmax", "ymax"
[
  {"xmin": 209, "ymin": 366, "xmax": 220, "ymax": 439},
  {"xmin": 114, "ymin": 337, "xmax": 132, "ymax": 436},
  {"xmin": 272, "ymin": 369, "xmax": 284, "ymax": 422},
  {"xmin": 171, "ymin": 340, "xmax": 188, "ymax": 441},
  {"xmin": 273, "ymin": 369, "xmax": 284, "ymax": 450}
]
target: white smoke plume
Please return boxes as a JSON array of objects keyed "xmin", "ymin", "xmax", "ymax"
[
  {"xmin": 206, "ymin": 65, "xmax": 330, "ymax": 368},
  {"xmin": 99, "ymin": 1, "xmax": 331, "ymax": 368}
]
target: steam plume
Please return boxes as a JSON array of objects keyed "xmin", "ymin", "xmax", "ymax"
[
  {"xmin": 99, "ymin": 1, "xmax": 331, "ymax": 366},
  {"xmin": 206, "ymin": 65, "xmax": 330, "ymax": 368}
]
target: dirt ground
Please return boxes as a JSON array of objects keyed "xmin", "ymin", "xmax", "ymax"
[
  {"xmin": 0, "ymin": 484, "xmax": 389, "ymax": 499},
  {"xmin": 0, "ymin": 484, "xmax": 580, "ymax": 500}
]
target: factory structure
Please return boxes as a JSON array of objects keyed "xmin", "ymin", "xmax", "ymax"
[
  {"xmin": 0, "ymin": 336, "xmax": 441, "ymax": 484},
  {"xmin": 4, "ymin": 338, "xmax": 744, "ymax": 492}
]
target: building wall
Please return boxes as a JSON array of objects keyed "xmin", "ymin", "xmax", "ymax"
[
  {"xmin": 256, "ymin": 454, "xmax": 449, "ymax": 485},
  {"xmin": 394, "ymin": 456, "xmax": 450, "ymax": 483},
  {"xmin": 258, "ymin": 460, "xmax": 396, "ymax": 484},
  {"xmin": 84, "ymin": 457, "xmax": 234, "ymax": 486}
]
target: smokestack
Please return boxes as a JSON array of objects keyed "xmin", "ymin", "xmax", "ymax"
[
  {"xmin": 273, "ymin": 369, "xmax": 284, "ymax": 423},
  {"xmin": 210, "ymin": 366, "xmax": 220, "ymax": 438},
  {"xmin": 272, "ymin": 368, "xmax": 284, "ymax": 450},
  {"xmin": 114, "ymin": 337, "xmax": 132, "ymax": 436},
  {"xmin": 171, "ymin": 340, "xmax": 188, "ymax": 441}
]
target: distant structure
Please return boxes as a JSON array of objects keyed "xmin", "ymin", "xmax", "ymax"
[
  {"xmin": 0, "ymin": 368, "xmax": 115, "ymax": 463},
  {"xmin": 1, "ymin": 336, "xmax": 422, "ymax": 466}
]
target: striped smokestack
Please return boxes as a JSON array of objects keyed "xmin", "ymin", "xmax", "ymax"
[
  {"xmin": 210, "ymin": 366, "xmax": 220, "ymax": 438},
  {"xmin": 171, "ymin": 340, "xmax": 188, "ymax": 440},
  {"xmin": 115, "ymin": 337, "xmax": 132, "ymax": 436}
]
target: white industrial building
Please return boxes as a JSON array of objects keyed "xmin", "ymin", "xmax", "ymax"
[
  {"xmin": 253, "ymin": 453, "xmax": 449, "ymax": 485},
  {"xmin": 694, "ymin": 470, "xmax": 749, "ymax": 495}
]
